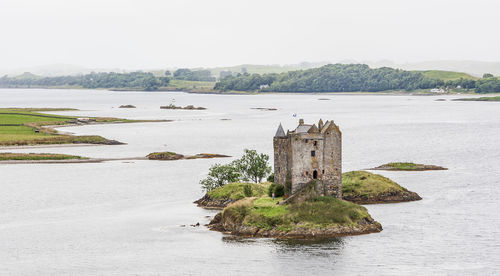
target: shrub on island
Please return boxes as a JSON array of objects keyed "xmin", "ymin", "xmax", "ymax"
[
  {"xmin": 268, "ymin": 183, "xmax": 284, "ymax": 197},
  {"xmin": 194, "ymin": 182, "xmax": 269, "ymax": 208}
]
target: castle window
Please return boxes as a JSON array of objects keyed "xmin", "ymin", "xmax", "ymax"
[
  {"xmin": 313, "ymin": 170, "xmax": 318, "ymax": 179},
  {"xmin": 322, "ymin": 170, "xmax": 325, "ymax": 174},
  {"xmin": 311, "ymin": 150, "xmax": 315, "ymax": 157},
  {"xmin": 305, "ymin": 171, "xmax": 308, "ymax": 176},
  {"xmin": 305, "ymin": 139, "xmax": 308, "ymax": 143},
  {"xmin": 313, "ymin": 141, "xmax": 317, "ymax": 146}
]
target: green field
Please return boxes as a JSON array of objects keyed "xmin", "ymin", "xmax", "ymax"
[
  {"xmin": 0, "ymin": 125, "xmax": 57, "ymax": 142},
  {"xmin": 163, "ymin": 79, "xmax": 215, "ymax": 92},
  {"xmin": 0, "ymin": 114, "xmax": 74, "ymax": 125},
  {"xmin": 0, "ymin": 108, "xmax": 129, "ymax": 146},
  {"xmin": 420, "ymin": 70, "xmax": 476, "ymax": 81}
]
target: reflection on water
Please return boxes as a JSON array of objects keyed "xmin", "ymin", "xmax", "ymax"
[
  {"xmin": 272, "ymin": 237, "xmax": 345, "ymax": 256},
  {"xmin": 0, "ymin": 89, "xmax": 499, "ymax": 275}
]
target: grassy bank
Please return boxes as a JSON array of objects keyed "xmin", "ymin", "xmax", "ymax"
[
  {"xmin": 343, "ymin": 171, "xmax": 405, "ymax": 197},
  {"xmin": 208, "ymin": 182, "xmax": 269, "ymax": 201},
  {"xmin": 0, "ymin": 108, "xmax": 138, "ymax": 146},
  {"xmin": 0, "ymin": 152, "xmax": 84, "ymax": 160}
]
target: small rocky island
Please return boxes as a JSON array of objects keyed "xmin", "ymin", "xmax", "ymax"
[
  {"xmin": 160, "ymin": 104, "xmax": 206, "ymax": 110},
  {"xmin": 342, "ymin": 171, "xmax": 421, "ymax": 204},
  {"xmin": 370, "ymin": 162, "xmax": 447, "ymax": 171},
  {"xmin": 196, "ymin": 119, "xmax": 389, "ymax": 238},
  {"xmin": 119, "ymin": 105, "xmax": 136, "ymax": 108},
  {"xmin": 147, "ymin": 151, "xmax": 230, "ymax": 161},
  {"xmin": 208, "ymin": 196, "xmax": 382, "ymax": 238}
]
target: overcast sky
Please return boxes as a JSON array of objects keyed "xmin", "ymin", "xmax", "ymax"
[{"xmin": 0, "ymin": 0, "xmax": 499, "ymax": 70}]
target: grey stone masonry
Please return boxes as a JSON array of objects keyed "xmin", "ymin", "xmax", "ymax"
[{"xmin": 273, "ymin": 119, "xmax": 342, "ymax": 199}]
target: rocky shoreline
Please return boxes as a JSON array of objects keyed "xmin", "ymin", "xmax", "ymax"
[
  {"xmin": 207, "ymin": 211, "xmax": 382, "ymax": 238},
  {"xmin": 193, "ymin": 194, "xmax": 236, "ymax": 209}
]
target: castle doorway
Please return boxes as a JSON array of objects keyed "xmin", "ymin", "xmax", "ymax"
[{"xmin": 313, "ymin": 170, "xmax": 318, "ymax": 179}]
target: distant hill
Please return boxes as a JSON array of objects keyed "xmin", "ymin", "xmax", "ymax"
[
  {"xmin": 203, "ymin": 62, "xmax": 328, "ymax": 77},
  {"xmin": 420, "ymin": 70, "xmax": 477, "ymax": 81},
  {"xmin": 201, "ymin": 61, "xmax": 499, "ymax": 79},
  {"xmin": 2, "ymin": 60, "xmax": 499, "ymax": 79},
  {"xmin": 365, "ymin": 60, "xmax": 500, "ymax": 77},
  {"xmin": 0, "ymin": 64, "xmax": 125, "ymax": 77}
]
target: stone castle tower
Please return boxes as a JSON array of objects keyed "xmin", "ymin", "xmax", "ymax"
[{"xmin": 273, "ymin": 119, "xmax": 342, "ymax": 198}]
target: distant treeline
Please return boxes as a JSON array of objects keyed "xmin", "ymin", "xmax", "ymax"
[
  {"xmin": 214, "ymin": 64, "xmax": 500, "ymax": 93},
  {"xmin": 170, "ymin": 69, "xmax": 216, "ymax": 82},
  {"xmin": 0, "ymin": 68, "xmax": 218, "ymax": 90},
  {"xmin": 0, "ymin": 72, "xmax": 170, "ymax": 91}
]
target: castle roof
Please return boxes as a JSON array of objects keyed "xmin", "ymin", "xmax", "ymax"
[
  {"xmin": 308, "ymin": 124, "xmax": 319, "ymax": 133},
  {"xmin": 274, "ymin": 123, "xmax": 286, "ymax": 137},
  {"xmin": 295, "ymin": 124, "xmax": 312, "ymax": 134}
]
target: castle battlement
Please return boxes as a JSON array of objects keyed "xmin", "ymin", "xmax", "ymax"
[{"xmin": 273, "ymin": 119, "xmax": 342, "ymax": 198}]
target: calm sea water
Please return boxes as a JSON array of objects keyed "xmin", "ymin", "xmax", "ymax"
[{"xmin": 1, "ymin": 89, "xmax": 499, "ymax": 275}]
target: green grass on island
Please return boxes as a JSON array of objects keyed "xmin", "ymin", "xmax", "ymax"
[
  {"xmin": 0, "ymin": 108, "xmax": 141, "ymax": 146},
  {"xmin": 384, "ymin": 162, "xmax": 421, "ymax": 170},
  {"xmin": 208, "ymin": 182, "xmax": 269, "ymax": 201},
  {"xmin": 0, "ymin": 152, "xmax": 85, "ymax": 161},
  {"xmin": 342, "ymin": 171, "xmax": 407, "ymax": 198},
  {"xmin": 146, "ymin": 151, "xmax": 184, "ymax": 160},
  {"xmin": 203, "ymin": 170, "xmax": 421, "ymax": 206},
  {"xmin": 372, "ymin": 162, "xmax": 447, "ymax": 171},
  {"xmin": 453, "ymin": 96, "xmax": 500, "ymax": 102},
  {"xmin": 222, "ymin": 196, "xmax": 371, "ymax": 231}
]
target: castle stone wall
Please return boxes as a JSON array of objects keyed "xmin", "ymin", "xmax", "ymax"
[{"xmin": 273, "ymin": 119, "xmax": 342, "ymax": 199}]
